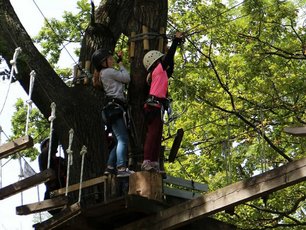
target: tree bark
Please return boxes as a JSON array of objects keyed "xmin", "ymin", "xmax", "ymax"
[{"xmin": 0, "ymin": 0, "xmax": 168, "ymax": 208}]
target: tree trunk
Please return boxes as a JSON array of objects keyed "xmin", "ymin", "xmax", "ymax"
[{"xmin": 0, "ymin": 0, "xmax": 168, "ymax": 208}]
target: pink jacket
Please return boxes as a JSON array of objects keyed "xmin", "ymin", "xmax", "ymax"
[{"xmin": 149, "ymin": 63, "xmax": 168, "ymax": 98}]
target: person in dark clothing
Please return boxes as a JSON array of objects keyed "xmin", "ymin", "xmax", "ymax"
[
  {"xmin": 142, "ymin": 32, "xmax": 184, "ymax": 172},
  {"xmin": 38, "ymin": 135, "xmax": 66, "ymax": 215}
]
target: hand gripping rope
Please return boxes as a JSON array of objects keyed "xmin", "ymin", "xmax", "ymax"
[
  {"xmin": 25, "ymin": 70, "xmax": 36, "ymax": 135},
  {"xmin": 78, "ymin": 145, "xmax": 87, "ymax": 203},
  {"xmin": 65, "ymin": 129, "xmax": 74, "ymax": 196},
  {"xmin": 47, "ymin": 102, "xmax": 56, "ymax": 169}
]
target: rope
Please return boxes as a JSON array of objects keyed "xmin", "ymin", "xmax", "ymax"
[
  {"xmin": 78, "ymin": 145, "xmax": 87, "ymax": 203},
  {"xmin": 0, "ymin": 159, "xmax": 1, "ymax": 189},
  {"xmin": 47, "ymin": 102, "xmax": 56, "ymax": 169},
  {"xmin": 0, "ymin": 47, "xmax": 22, "ymax": 116},
  {"xmin": 65, "ymin": 129, "xmax": 74, "ymax": 196},
  {"xmin": 25, "ymin": 70, "xmax": 36, "ymax": 135},
  {"xmin": 129, "ymin": 32, "xmax": 162, "ymax": 42}
]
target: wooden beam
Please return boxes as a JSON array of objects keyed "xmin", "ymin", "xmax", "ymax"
[
  {"xmin": 163, "ymin": 186, "xmax": 202, "ymax": 200},
  {"xmin": 284, "ymin": 127, "xmax": 306, "ymax": 136},
  {"xmin": 0, "ymin": 135, "xmax": 33, "ymax": 159},
  {"xmin": 163, "ymin": 175, "xmax": 208, "ymax": 192},
  {"xmin": 33, "ymin": 202, "xmax": 81, "ymax": 230},
  {"xmin": 16, "ymin": 196, "xmax": 68, "ymax": 215},
  {"xmin": 169, "ymin": 128, "xmax": 184, "ymax": 162},
  {"xmin": 53, "ymin": 175, "xmax": 106, "ymax": 196},
  {"xmin": 0, "ymin": 168, "xmax": 55, "ymax": 200},
  {"xmin": 119, "ymin": 157, "xmax": 306, "ymax": 230}
]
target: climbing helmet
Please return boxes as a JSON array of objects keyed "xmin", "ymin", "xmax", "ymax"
[
  {"xmin": 92, "ymin": 48, "xmax": 113, "ymax": 71},
  {"xmin": 143, "ymin": 50, "xmax": 164, "ymax": 71}
]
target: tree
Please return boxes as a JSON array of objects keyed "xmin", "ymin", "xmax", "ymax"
[{"xmin": 0, "ymin": 0, "xmax": 168, "ymax": 208}]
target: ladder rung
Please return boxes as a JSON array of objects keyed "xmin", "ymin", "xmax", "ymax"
[
  {"xmin": 33, "ymin": 202, "xmax": 81, "ymax": 230},
  {"xmin": 16, "ymin": 196, "xmax": 68, "ymax": 215},
  {"xmin": 0, "ymin": 168, "xmax": 55, "ymax": 200},
  {"xmin": 0, "ymin": 135, "xmax": 34, "ymax": 159}
]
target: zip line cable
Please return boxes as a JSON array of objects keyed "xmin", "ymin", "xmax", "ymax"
[{"xmin": 31, "ymin": 0, "xmax": 79, "ymax": 67}]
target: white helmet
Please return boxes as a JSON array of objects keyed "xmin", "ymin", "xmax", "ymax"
[{"xmin": 143, "ymin": 50, "xmax": 164, "ymax": 71}]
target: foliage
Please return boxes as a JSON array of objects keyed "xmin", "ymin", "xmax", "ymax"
[
  {"xmin": 10, "ymin": 99, "xmax": 49, "ymax": 160},
  {"xmin": 33, "ymin": 0, "xmax": 91, "ymax": 76},
  {"xmin": 164, "ymin": 0, "xmax": 306, "ymax": 228}
]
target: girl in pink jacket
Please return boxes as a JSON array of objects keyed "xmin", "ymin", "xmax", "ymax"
[{"xmin": 142, "ymin": 32, "xmax": 184, "ymax": 173}]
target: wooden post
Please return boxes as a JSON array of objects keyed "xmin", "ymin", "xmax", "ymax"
[
  {"xmin": 142, "ymin": 26, "xmax": 149, "ymax": 51},
  {"xmin": 83, "ymin": 60, "xmax": 91, "ymax": 85},
  {"xmin": 158, "ymin": 27, "xmax": 165, "ymax": 52},
  {"xmin": 128, "ymin": 171, "xmax": 163, "ymax": 201},
  {"xmin": 130, "ymin": 32, "xmax": 136, "ymax": 58}
]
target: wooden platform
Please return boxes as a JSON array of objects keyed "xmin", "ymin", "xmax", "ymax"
[{"xmin": 284, "ymin": 126, "xmax": 306, "ymax": 136}]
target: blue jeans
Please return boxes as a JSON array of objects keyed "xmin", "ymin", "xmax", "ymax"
[{"xmin": 107, "ymin": 116, "xmax": 128, "ymax": 168}]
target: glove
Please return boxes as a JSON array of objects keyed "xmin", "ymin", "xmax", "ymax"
[{"xmin": 117, "ymin": 51, "xmax": 123, "ymax": 63}]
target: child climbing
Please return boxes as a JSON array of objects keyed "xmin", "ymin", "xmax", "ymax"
[
  {"xmin": 92, "ymin": 48, "xmax": 134, "ymax": 177},
  {"xmin": 142, "ymin": 31, "xmax": 184, "ymax": 173}
]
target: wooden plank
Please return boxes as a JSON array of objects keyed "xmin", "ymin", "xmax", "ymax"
[
  {"xmin": 163, "ymin": 175, "xmax": 208, "ymax": 192},
  {"xmin": 33, "ymin": 202, "xmax": 81, "ymax": 230},
  {"xmin": 284, "ymin": 127, "xmax": 306, "ymax": 136},
  {"xmin": 126, "ymin": 194, "xmax": 168, "ymax": 214},
  {"xmin": 119, "ymin": 157, "xmax": 306, "ymax": 230},
  {"xmin": 0, "ymin": 135, "xmax": 33, "ymax": 159},
  {"xmin": 169, "ymin": 128, "xmax": 184, "ymax": 162},
  {"xmin": 163, "ymin": 186, "xmax": 202, "ymax": 200},
  {"xmin": 0, "ymin": 168, "xmax": 55, "ymax": 200},
  {"xmin": 53, "ymin": 175, "xmax": 106, "ymax": 196},
  {"xmin": 16, "ymin": 196, "xmax": 68, "ymax": 215}
]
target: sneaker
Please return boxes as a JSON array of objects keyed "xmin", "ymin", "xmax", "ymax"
[
  {"xmin": 117, "ymin": 167, "xmax": 135, "ymax": 177},
  {"xmin": 141, "ymin": 160, "xmax": 154, "ymax": 171},
  {"xmin": 104, "ymin": 166, "xmax": 117, "ymax": 175}
]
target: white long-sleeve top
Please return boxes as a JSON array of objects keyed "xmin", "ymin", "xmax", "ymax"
[{"xmin": 100, "ymin": 65, "xmax": 130, "ymax": 102}]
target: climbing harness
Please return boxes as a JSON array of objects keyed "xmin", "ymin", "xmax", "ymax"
[{"xmin": 102, "ymin": 99, "xmax": 127, "ymax": 126}]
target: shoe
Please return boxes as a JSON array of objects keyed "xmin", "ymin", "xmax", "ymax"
[
  {"xmin": 141, "ymin": 160, "xmax": 154, "ymax": 171},
  {"xmin": 104, "ymin": 166, "xmax": 117, "ymax": 175},
  {"xmin": 117, "ymin": 167, "xmax": 135, "ymax": 177}
]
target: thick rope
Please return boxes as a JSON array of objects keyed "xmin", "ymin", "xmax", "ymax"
[
  {"xmin": 65, "ymin": 129, "xmax": 74, "ymax": 196},
  {"xmin": 0, "ymin": 47, "xmax": 22, "ymax": 116},
  {"xmin": 25, "ymin": 70, "xmax": 36, "ymax": 135},
  {"xmin": 78, "ymin": 145, "xmax": 87, "ymax": 203},
  {"xmin": 47, "ymin": 102, "xmax": 56, "ymax": 169}
]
